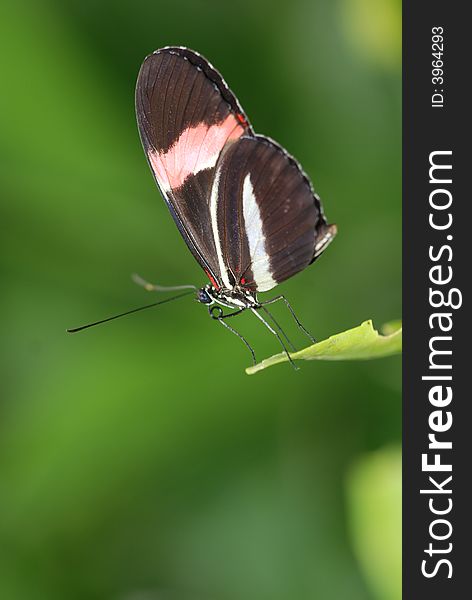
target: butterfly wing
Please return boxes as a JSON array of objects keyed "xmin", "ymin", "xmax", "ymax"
[
  {"xmin": 211, "ymin": 135, "xmax": 336, "ymax": 292},
  {"xmin": 135, "ymin": 47, "xmax": 253, "ymax": 287}
]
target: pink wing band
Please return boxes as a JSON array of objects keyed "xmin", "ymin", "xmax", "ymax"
[{"xmin": 147, "ymin": 114, "xmax": 244, "ymax": 192}]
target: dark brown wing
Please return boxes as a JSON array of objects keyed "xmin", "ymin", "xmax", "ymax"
[
  {"xmin": 135, "ymin": 46, "xmax": 253, "ymax": 287},
  {"xmin": 212, "ymin": 135, "xmax": 336, "ymax": 292}
]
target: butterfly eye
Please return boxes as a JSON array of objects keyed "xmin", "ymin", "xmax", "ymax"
[{"xmin": 197, "ymin": 289, "xmax": 212, "ymax": 304}]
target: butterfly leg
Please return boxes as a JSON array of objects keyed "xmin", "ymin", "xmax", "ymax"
[
  {"xmin": 261, "ymin": 295, "xmax": 316, "ymax": 344},
  {"xmin": 209, "ymin": 306, "xmax": 256, "ymax": 365},
  {"xmin": 250, "ymin": 307, "xmax": 298, "ymax": 371},
  {"xmin": 132, "ymin": 273, "xmax": 197, "ymax": 292},
  {"xmin": 259, "ymin": 305, "xmax": 297, "ymax": 352}
]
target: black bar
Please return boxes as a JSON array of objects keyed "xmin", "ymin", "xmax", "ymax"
[{"xmin": 403, "ymin": 2, "xmax": 468, "ymax": 597}]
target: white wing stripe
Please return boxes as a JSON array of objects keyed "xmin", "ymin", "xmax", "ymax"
[
  {"xmin": 210, "ymin": 170, "xmax": 231, "ymax": 289},
  {"xmin": 242, "ymin": 174, "xmax": 276, "ymax": 292}
]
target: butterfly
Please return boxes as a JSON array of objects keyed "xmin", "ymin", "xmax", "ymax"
[
  {"xmin": 133, "ymin": 46, "xmax": 337, "ymax": 367},
  {"xmin": 68, "ymin": 47, "xmax": 336, "ymax": 368}
]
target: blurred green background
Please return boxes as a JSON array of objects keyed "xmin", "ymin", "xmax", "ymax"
[{"xmin": 1, "ymin": 0, "xmax": 401, "ymax": 598}]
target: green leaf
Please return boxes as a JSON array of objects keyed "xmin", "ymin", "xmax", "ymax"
[
  {"xmin": 346, "ymin": 445, "xmax": 402, "ymax": 600},
  {"xmin": 245, "ymin": 319, "xmax": 402, "ymax": 375}
]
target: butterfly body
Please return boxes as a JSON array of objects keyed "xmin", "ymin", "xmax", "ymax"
[{"xmin": 197, "ymin": 284, "xmax": 258, "ymax": 309}]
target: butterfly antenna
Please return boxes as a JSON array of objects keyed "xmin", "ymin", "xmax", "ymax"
[
  {"xmin": 132, "ymin": 273, "xmax": 197, "ymax": 292},
  {"xmin": 67, "ymin": 290, "xmax": 194, "ymax": 333}
]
